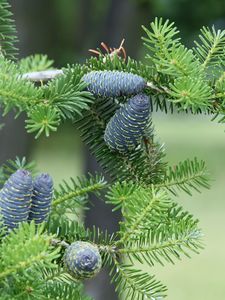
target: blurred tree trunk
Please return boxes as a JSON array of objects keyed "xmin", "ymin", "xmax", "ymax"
[
  {"xmin": 84, "ymin": 151, "xmax": 120, "ymax": 299},
  {"xmin": 0, "ymin": 113, "xmax": 31, "ymax": 165}
]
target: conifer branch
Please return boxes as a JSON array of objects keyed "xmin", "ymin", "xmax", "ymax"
[
  {"xmin": 44, "ymin": 282, "xmax": 92, "ymax": 300},
  {"xmin": 110, "ymin": 259, "xmax": 167, "ymax": 299},
  {"xmin": 19, "ymin": 54, "xmax": 54, "ymax": 73},
  {"xmin": 0, "ymin": 57, "xmax": 43, "ymax": 113},
  {"xmin": 0, "ymin": 0, "xmax": 18, "ymax": 60},
  {"xmin": 41, "ymin": 267, "xmax": 77, "ymax": 284},
  {"xmin": 116, "ymin": 188, "xmax": 170, "ymax": 246},
  {"xmin": 52, "ymin": 174, "xmax": 107, "ymax": 207},
  {"xmin": 156, "ymin": 158, "xmax": 210, "ymax": 195},
  {"xmin": 0, "ymin": 222, "xmax": 60, "ymax": 281},
  {"xmin": 119, "ymin": 223, "xmax": 204, "ymax": 266},
  {"xmin": 194, "ymin": 26, "xmax": 225, "ymax": 69},
  {"xmin": 0, "ymin": 253, "xmax": 52, "ymax": 280}
]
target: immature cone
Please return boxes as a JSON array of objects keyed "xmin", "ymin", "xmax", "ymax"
[
  {"xmin": 104, "ymin": 93, "xmax": 150, "ymax": 153},
  {"xmin": 82, "ymin": 70, "xmax": 146, "ymax": 97},
  {"xmin": 28, "ymin": 173, "xmax": 53, "ymax": 224},
  {"xmin": 0, "ymin": 169, "xmax": 33, "ymax": 230},
  {"xmin": 63, "ymin": 241, "xmax": 102, "ymax": 280}
]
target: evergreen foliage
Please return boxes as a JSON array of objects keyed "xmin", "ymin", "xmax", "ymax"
[
  {"xmin": 19, "ymin": 54, "xmax": 54, "ymax": 73},
  {"xmin": 0, "ymin": 156, "xmax": 37, "ymax": 185},
  {"xmin": 0, "ymin": 0, "xmax": 18, "ymax": 60},
  {"xmin": 0, "ymin": 3, "xmax": 221, "ymax": 299}
]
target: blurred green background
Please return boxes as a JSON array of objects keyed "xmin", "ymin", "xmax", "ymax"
[{"xmin": 2, "ymin": 0, "xmax": 225, "ymax": 299}]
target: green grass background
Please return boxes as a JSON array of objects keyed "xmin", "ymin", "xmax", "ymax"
[{"xmin": 31, "ymin": 114, "xmax": 225, "ymax": 300}]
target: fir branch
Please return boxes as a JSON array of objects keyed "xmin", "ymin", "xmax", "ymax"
[
  {"xmin": 41, "ymin": 267, "xmax": 76, "ymax": 285},
  {"xmin": 44, "ymin": 282, "xmax": 92, "ymax": 300},
  {"xmin": 47, "ymin": 218, "xmax": 117, "ymax": 251},
  {"xmin": 194, "ymin": 26, "xmax": 225, "ymax": 69},
  {"xmin": 19, "ymin": 54, "xmax": 54, "ymax": 73},
  {"xmin": 0, "ymin": 0, "xmax": 18, "ymax": 60},
  {"xmin": 115, "ymin": 187, "xmax": 171, "ymax": 245},
  {"xmin": 52, "ymin": 174, "xmax": 107, "ymax": 207},
  {"xmin": 2, "ymin": 268, "xmax": 90, "ymax": 299},
  {"xmin": 156, "ymin": 44, "xmax": 200, "ymax": 77},
  {"xmin": 141, "ymin": 17, "xmax": 216, "ymax": 113},
  {"xmin": 156, "ymin": 158, "xmax": 210, "ymax": 195},
  {"xmin": 169, "ymin": 75, "xmax": 213, "ymax": 111},
  {"xmin": 106, "ymin": 181, "xmax": 139, "ymax": 212},
  {"xmin": 214, "ymin": 62, "xmax": 225, "ymax": 97},
  {"xmin": 2, "ymin": 269, "xmax": 47, "ymax": 299},
  {"xmin": 25, "ymin": 104, "xmax": 61, "ymax": 139},
  {"xmin": 0, "ymin": 222, "xmax": 60, "ymax": 281},
  {"xmin": 43, "ymin": 66, "xmax": 93, "ymax": 120},
  {"xmin": 119, "ymin": 220, "xmax": 203, "ymax": 267},
  {"xmin": 110, "ymin": 261, "xmax": 167, "ymax": 300},
  {"xmin": 0, "ymin": 57, "xmax": 43, "ymax": 114},
  {"xmin": 22, "ymin": 65, "xmax": 94, "ymax": 138},
  {"xmin": 142, "ymin": 17, "xmax": 180, "ymax": 61},
  {"xmin": 0, "ymin": 156, "xmax": 37, "ymax": 185},
  {"xmin": 211, "ymin": 111, "xmax": 225, "ymax": 124},
  {"xmin": 46, "ymin": 219, "xmax": 90, "ymax": 244},
  {"xmin": 142, "ymin": 18, "xmax": 200, "ymax": 79}
]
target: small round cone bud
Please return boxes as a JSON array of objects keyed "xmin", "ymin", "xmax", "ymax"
[
  {"xmin": 63, "ymin": 241, "xmax": 102, "ymax": 280},
  {"xmin": 82, "ymin": 70, "xmax": 146, "ymax": 97}
]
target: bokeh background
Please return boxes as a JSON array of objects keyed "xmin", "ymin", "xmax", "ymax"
[{"xmin": 1, "ymin": 1, "xmax": 225, "ymax": 299}]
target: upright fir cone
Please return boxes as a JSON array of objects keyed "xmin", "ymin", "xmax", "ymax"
[
  {"xmin": 82, "ymin": 70, "xmax": 146, "ymax": 97},
  {"xmin": 104, "ymin": 93, "xmax": 150, "ymax": 153},
  {"xmin": 0, "ymin": 169, "xmax": 33, "ymax": 230},
  {"xmin": 28, "ymin": 173, "xmax": 53, "ymax": 224}
]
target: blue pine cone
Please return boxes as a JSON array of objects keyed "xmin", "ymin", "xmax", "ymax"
[
  {"xmin": 0, "ymin": 169, "xmax": 33, "ymax": 230},
  {"xmin": 104, "ymin": 93, "xmax": 150, "ymax": 153},
  {"xmin": 82, "ymin": 70, "xmax": 146, "ymax": 97},
  {"xmin": 63, "ymin": 241, "xmax": 102, "ymax": 280},
  {"xmin": 28, "ymin": 173, "xmax": 53, "ymax": 224}
]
